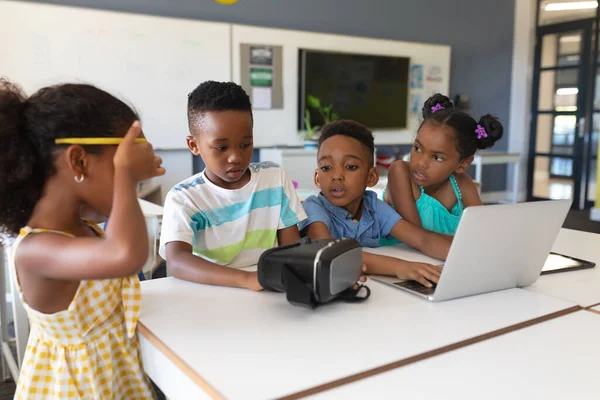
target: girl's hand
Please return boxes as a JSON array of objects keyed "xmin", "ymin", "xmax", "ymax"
[
  {"xmin": 113, "ymin": 121, "xmax": 165, "ymax": 182},
  {"xmin": 395, "ymin": 260, "xmax": 442, "ymax": 288}
]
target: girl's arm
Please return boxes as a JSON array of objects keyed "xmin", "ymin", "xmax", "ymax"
[
  {"xmin": 17, "ymin": 122, "xmax": 165, "ymax": 281},
  {"xmin": 362, "ymin": 252, "xmax": 441, "ymax": 287},
  {"xmin": 389, "ymin": 219, "xmax": 451, "ymax": 261},
  {"xmin": 386, "ymin": 161, "xmax": 422, "ymax": 226},
  {"xmin": 456, "ymin": 173, "xmax": 484, "ymax": 207}
]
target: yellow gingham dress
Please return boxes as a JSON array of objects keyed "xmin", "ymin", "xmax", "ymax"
[{"xmin": 10, "ymin": 224, "xmax": 155, "ymax": 399}]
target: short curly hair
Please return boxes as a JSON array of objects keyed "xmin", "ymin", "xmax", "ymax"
[
  {"xmin": 318, "ymin": 120, "xmax": 375, "ymax": 166},
  {"xmin": 187, "ymin": 81, "xmax": 252, "ymax": 132}
]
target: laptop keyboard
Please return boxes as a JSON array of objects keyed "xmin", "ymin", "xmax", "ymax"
[{"xmin": 393, "ymin": 280, "xmax": 437, "ymax": 296}]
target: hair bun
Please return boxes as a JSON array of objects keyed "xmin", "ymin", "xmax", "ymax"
[
  {"xmin": 476, "ymin": 114, "xmax": 503, "ymax": 150},
  {"xmin": 422, "ymin": 93, "xmax": 454, "ymax": 118}
]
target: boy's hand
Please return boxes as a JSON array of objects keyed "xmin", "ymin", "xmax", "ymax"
[
  {"xmin": 245, "ymin": 271, "xmax": 264, "ymax": 291},
  {"xmin": 114, "ymin": 121, "xmax": 165, "ymax": 182},
  {"xmin": 395, "ymin": 260, "xmax": 442, "ymax": 288}
]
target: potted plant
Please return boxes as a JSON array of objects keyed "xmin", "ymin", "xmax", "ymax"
[{"xmin": 301, "ymin": 95, "xmax": 339, "ymax": 149}]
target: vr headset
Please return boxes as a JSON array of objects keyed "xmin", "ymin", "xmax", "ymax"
[{"xmin": 258, "ymin": 237, "xmax": 370, "ymax": 309}]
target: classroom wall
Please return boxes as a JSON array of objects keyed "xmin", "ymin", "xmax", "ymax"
[{"xmin": 22, "ymin": 0, "xmax": 516, "ymax": 193}]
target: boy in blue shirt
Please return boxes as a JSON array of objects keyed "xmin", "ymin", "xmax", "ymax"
[{"xmin": 299, "ymin": 120, "xmax": 451, "ymax": 288}]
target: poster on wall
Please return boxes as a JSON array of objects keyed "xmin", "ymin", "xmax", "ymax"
[
  {"xmin": 410, "ymin": 94, "xmax": 424, "ymax": 115},
  {"xmin": 249, "ymin": 67, "xmax": 273, "ymax": 87},
  {"xmin": 425, "ymin": 65, "xmax": 444, "ymax": 95},
  {"xmin": 410, "ymin": 64, "xmax": 424, "ymax": 89},
  {"xmin": 426, "ymin": 65, "xmax": 443, "ymax": 83},
  {"xmin": 250, "ymin": 46, "xmax": 273, "ymax": 66},
  {"xmin": 251, "ymin": 87, "xmax": 272, "ymax": 109},
  {"xmin": 240, "ymin": 43, "xmax": 283, "ymax": 110}
]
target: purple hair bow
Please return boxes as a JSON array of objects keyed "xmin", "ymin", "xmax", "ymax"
[
  {"xmin": 475, "ymin": 125, "xmax": 488, "ymax": 140},
  {"xmin": 431, "ymin": 103, "xmax": 444, "ymax": 113}
]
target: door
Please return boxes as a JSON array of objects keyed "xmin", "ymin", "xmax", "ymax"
[{"xmin": 528, "ymin": 19, "xmax": 596, "ymax": 209}]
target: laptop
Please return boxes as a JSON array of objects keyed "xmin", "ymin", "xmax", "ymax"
[{"xmin": 371, "ymin": 200, "xmax": 572, "ymax": 301}]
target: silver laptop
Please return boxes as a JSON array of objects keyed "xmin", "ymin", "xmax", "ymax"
[{"xmin": 372, "ymin": 200, "xmax": 572, "ymax": 301}]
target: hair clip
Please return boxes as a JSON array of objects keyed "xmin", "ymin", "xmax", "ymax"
[
  {"xmin": 475, "ymin": 125, "xmax": 488, "ymax": 140},
  {"xmin": 431, "ymin": 103, "xmax": 445, "ymax": 113},
  {"xmin": 54, "ymin": 138, "xmax": 148, "ymax": 145}
]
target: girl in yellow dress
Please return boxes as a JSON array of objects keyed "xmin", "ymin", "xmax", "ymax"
[{"xmin": 0, "ymin": 79, "xmax": 165, "ymax": 399}]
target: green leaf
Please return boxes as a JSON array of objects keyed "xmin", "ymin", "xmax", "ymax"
[
  {"xmin": 303, "ymin": 110, "xmax": 314, "ymax": 139},
  {"xmin": 307, "ymin": 95, "xmax": 321, "ymax": 109},
  {"xmin": 331, "ymin": 112, "xmax": 340, "ymax": 121},
  {"xmin": 322, "ymin": 104, "xmax": 333, "ymax": 114},
  {"xmin": 304, "ymin": 109, "xmax": 312, "ymax": 128}
]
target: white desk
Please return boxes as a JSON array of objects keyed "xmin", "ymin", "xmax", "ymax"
[
  {"xmin": 139, "ymin": 198, "xmax": 164, "ymax": 217},
  {"xmin": 308, "ymin": 311, "xmax": 599, "ymax": 400},
  {"xmin": 138, "ymin": 278, "xmax": 574, "ymax": 400},
  {"xmin": 525, "ymin": 229, "xmax": 600, "ymax": 307},
  {"xmin": 137, "ymin": 181, "xmax": 162, "ymax": 205}
]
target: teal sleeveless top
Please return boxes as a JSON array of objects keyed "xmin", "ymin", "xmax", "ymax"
[{"xmin": 380, "ymin": 174, "xmax": 464, "ymax": 245}]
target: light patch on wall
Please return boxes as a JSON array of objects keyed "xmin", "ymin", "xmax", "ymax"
[{"xmin": 214, "ymin": 0, "xmax": 240, "ymax": 4}]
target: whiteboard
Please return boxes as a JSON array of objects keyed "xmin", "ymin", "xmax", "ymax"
[
  {"xmin": 232, "ymin": 24, "xmax": 451, "ymax": 147},
  {"xmin": 0, "ymin": 1, "xmax": 231, "ymax": 150}
]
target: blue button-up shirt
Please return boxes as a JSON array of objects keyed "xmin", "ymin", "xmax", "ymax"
[{"xmin": 298, "ymin": 190, "xmax": 402, "ymax": 247}]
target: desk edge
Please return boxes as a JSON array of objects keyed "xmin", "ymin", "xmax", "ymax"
[
  {"xmin": 585, "ymin": 302, "xmax": 600, "ymax": 310},
  {"xmin": 138, "ymin": 322, "xmax": 225, "ymax": 400}
]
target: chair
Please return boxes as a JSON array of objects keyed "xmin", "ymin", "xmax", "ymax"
[
  {"xmin": 1, "ymin": 245, "xmax": 29, "ymax": 380},
  {"xmin": 138, "ymin": 199, "xmax": 164, "ymax": 280}
]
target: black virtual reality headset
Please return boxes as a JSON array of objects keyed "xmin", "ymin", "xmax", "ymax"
[{"xmin": 257, "ymin": 237, "xmax": 370, "ymax": 309}]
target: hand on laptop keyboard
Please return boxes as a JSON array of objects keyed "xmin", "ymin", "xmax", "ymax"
[
  {"xmin": 394, "ymin": 279, "xmax": 437, "ymax": 295},
  {"xmin": 394, "ymin": 260, "xmax": 442, "ymax": 288}
]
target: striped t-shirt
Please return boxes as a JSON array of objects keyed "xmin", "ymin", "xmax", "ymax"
[{"xmin": 159, "ymin": 162, "xmax": 307, "ymax": 269}]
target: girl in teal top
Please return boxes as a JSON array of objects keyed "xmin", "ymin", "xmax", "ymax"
[{"xmin": 382, "ymin": 94, "xmax": 504, "ymax": 241}]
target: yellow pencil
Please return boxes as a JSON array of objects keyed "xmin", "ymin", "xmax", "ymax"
[{"xmin": 54, "ymin": 138, "xmax": 148, "ymax": 145}]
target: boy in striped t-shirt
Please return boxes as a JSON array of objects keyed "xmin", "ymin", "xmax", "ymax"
[{"xmin": 159, "ymin": 81, "xmax": 307, "ymax": 290}]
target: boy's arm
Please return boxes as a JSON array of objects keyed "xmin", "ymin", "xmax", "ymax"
[
  {"xmin": 386, "ymin": 160, "xmax": 422, "ymax": 226},
  {"xmin": 277, "ymin": 225, "xmax": 301, "ymax": 246},
  {"xmin": 304, "ymin": 221, "xmax": 333, "ymax": 240},
  {"xmin": 166, "ymin": 242, "xmax": 261, "ymax": 290},
  {"xmin": 389, "ymin": 219, "xmax": 451, "ymax": 260}
]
